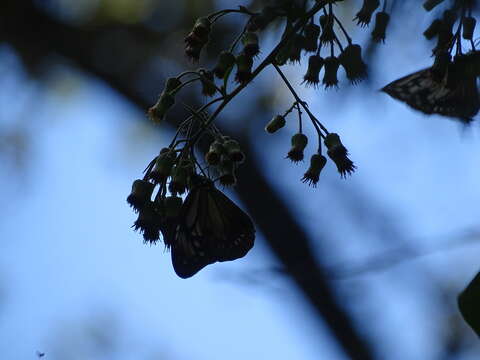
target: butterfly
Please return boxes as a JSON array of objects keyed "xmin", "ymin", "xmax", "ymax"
[
  {"xmin": 382, "ymin": 51, "xmax": 480, "ymax": 123},
  {"xmin": 165, "ymin": 176, "xmax": 255, "ymax": 278}
]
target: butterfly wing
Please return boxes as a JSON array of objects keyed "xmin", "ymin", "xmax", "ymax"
[
  {"xmin": 382, "ymin": 67, "xmax": 479, "ymax": 122},
  {"xmin": 171, "ymin": 181, "xmax": 255, "ymax": 278}
]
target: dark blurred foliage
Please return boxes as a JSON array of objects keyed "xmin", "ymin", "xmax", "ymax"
[{"xmin": 1, "ymin": 1, "xmax": 480, "ymax": 359}]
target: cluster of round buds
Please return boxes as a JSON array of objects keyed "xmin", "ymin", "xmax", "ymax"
[
  {"xmin": 205, "ymin": 137, "xmax": 245, "ymax": 186},
  {"xmin": 287, "ymin": 133, "xmax": 308, "ymax": 163},
  {"xmin": 339, "ymin": 44, "xmax": 367, "ymax": 84},
  {"xmin": 354, "ymin": 0, "xmax": 380, "ymax": 27},
  {"xmin": 324, "ymin": 133, "xmax": 355, "ymax": 178},
  {"xmin": 185, "ymin": 17, "xmax": 211, "ymax": 61},
  {"xmin": 148, "ymin": 77, "xmax": 181, "ymax": 123}
]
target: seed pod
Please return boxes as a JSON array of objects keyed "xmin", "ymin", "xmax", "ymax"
[
  {"xmin": 423, "ymin": 0, "xmax": 445, "ymax": 11},
  {"xmin": 303, "ymin": 55, "xmax": 324, "ymax": 87},
  {"xmin": 339, "ymin": 44, "xmax": 367, "ymax": 84},
  {"xmin": 324, "ymin": 133, "xmax": 355, "ymax": 178},
  {"xmin": 371, "ymin": 11, "xmax": 390, "ymax": 43},
  {"xmin": 287, "ymin": 133, "xmax": 308, "ymax": 163},
  {"xmin": 265, "ymin": 115, "xmax": 286, "ymax": 133},
  {"xmin": 303, "ymin": 23, "xmax": 320, "ymax": 52},
  {"xmin": 354, "ymin": 0, "xmax": 380, "ymax": 27},
  {"xmin": 463, "ymin": 17, "xmax": 476, "ymax": 40},
  {"xmin": 301, "ymin": 154, "xmax": 327, "ymax": 186},
  {"xmin": 423, "ymin": 19, "xmax": 442, "ymax": 40},
  {"xmin": 213, "ymin": 51, "xmax": 236, "ymax": 79},
  {"xmin": 148, "ymin": 93, "xmax": 175, "ymax": 123},
  {"xmin": 323, "ymin": 56, "xmax": 340, "ymax": 89},
  {"xmin": 242, "ymin": 32, "xmax": 260, "ymax": 58},
  {"xmin": 127, "ymin": 179, "xmax": 155, "ymax": 212}
]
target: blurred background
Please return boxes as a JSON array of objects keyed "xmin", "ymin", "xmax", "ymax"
[{"xmin": 1, "ymin": 0, "xmax": 480, "ymax": 359}]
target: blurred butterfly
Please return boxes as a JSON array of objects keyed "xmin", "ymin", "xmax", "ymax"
[
  {"xmin": 382, "ymin": 51, "xmax": 480, "ymax": 123},
  {"xmin": 165, "ymin": 176, "xmax": 255, "ymax": 278}
]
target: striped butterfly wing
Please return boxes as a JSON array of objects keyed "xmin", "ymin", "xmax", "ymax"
[
  {"xmin": 171, "ymin": 180, "xmax": 255, "ymax": 278},
  {"xmin": 382, "ymin": 66, "xmax": 479, "ymax": 122}
]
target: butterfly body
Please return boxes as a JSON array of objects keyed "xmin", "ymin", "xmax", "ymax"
[{"xmin": 170, "ymin": 176, "xmax": 255, "ymax": 278}]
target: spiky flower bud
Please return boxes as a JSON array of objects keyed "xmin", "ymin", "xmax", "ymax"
[
  {"xmin": 218, "ymin": 156, "xmax": 237, "ymax": 186},
  {"xmin": 164, "ymin": 196, "xmax": 183, "ymax": 218},
  {"xmin": 324, "ymin": 133, "xmax": 355, "ymax": 178},
  {"xmin": 205, "ymin": 141, "xmax": 225, "ymax": 165},
  {"xmin": 149, "ymin": 148, "xmax": 176, "ymax": 183},
  {"xmin": 319, "ymin": 15, "xmax": 335, "ymax": 47},
  {"xmin": 235, "ymin": 54, "xmax": 254, "ymax": 84},
  {"xmin": 127, "ymin": 179, "xmax": 155, "ymax": 212},
  {"xmin": 323, "ymin": 56, "xmax": 340, "ymax": 89},
  {"xmin": 463, "ymin": 17, "xmax": 476, "ymax": 40},
  {"xmin": 423, "ymin": 19, "xmax": 442, "ymax": 40},
  {"xmin": 339, "ymin": 44, "xmax": 367, "ymax": 84},
  {"xmin": 371, "ymin": 11, "xmax": 390, "ymax": 43},
  {"xmin": 354, "ymin": 0, "xmax": 379, "ymax": 27},
  {"xmin": 265, "ymin": 115, "xmax": 286, "ymax": 133},
  {"xmin": 133, "ymin": 202, "xmax": 160, "ymax": 244},
  {"xmin": 198, "ymin": 69, "xmax": 216, "ymax": 97},
  {"xmin": 301, "ymin": 154, "xmax": 327, "ymax": 186},
  {"xmin": 303, "ymin": 55, "xmax": 324, "ymax": 87},
  {"xmin": 148, "ymin": 93, "xmax": 175, "ymax": 123},
  {"xmin": 242, "ymin": 32, "xmax": 260, "ymax": 58},
  {"xmin": 303, "ymin": 23, "xmax": 320, "ymax": 52},
  {"xmin": 192, "ymin": 17, "xmax": 211, "ymax": 38},
  {"xmin": 224, "ymin": 139, "xmax": 245, "ymax": 163},
  {"xmin": 168, "ymin": 165, "xmax": 188, "ymax": 195},
  {"xmin": 213, "ymin": 51, "xmax": 236, "ymax": 79},
  {"xmin": 423, "ymin": 0, "xmax": 445, "ymax": 11},
  {"xmin": 287, "ymin": 133, "xmax": 308, "ymax": 163},
  {"xmin": 288, "ymin": 34, "xmax": 305, "ymax": 64}
]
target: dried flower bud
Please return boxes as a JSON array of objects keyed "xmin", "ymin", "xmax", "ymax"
[
  {"xmin": 339, "ymin": 44, "xmax": 367, "ymax": 84},
  {"xmin": 198, "ymin": 69, "xmax": 216, "ymax": 97},
  {"xmin": 224, "ymin": 139, "xmax": 245, "ymax": 163},
  {"xmin": 323, "ymin": 56, "xmax": 340, "ymax": 89},
  {"xmin": 213, "ymin": 51, "xmax": 236, "ymax": 79},
  {"xmin": 192, "ymin": 17, "xmax": 211, "ymax": 38},
  {"xmin": 463, "ymin": 17, "xmax": 476, "ymax": 40},
  {"xmin": 423, "ymin": 0, "xmax": 445, "ymax": 11},
  {"xmin": 205, "ymin": 141, "xmax": 225, "ymax": 165},
  {"xmin": 324, "ymin": 133, "xmax": 355, "ymax": 178},
  {"xmin": 184, "ymin": 29, "xmax": 208, "ymax": 62},
  {"xmin": 127, "ymin": 179, "xmax": 155, "ymax": 212},
  {"xmin": 148, "ymin": 92, "xmax": 175, "ymax": 123},
  {"xmin": 354, "ymin": 0, "xmax": 380, "ymax": 27},
  {"xmin": 288, "ymin": 34, "xmax": 305, "ymax": 64},
  {"xmin": 265, "ymin": 115, "xmax": 286, "ymax": 133},
  {"xmin": 242, "ymin": 32, "xmax": 260, "ymax": 58},
  {"xmin": 169, "ymin": 165, "xmax": 188, "ymax": 195},
  {"xmin": 149, "ymin": 149, "xmax": 176, "ymax": 184},
  {"xmin": 371, "ymin": 11, "xmax": 390, "ymax": 43},
  {"xmin": 303, "ymin": 55, "xmax": 324, "ymax": 87},
  {"xmin": 235, "ymin": 54, "xmax": 254, "ymax": 84},
  {"xmin": 320, "ymin": 14, "xmax": 335, "ymax": 47},
  {"xmin": 133, "ymin": 202, "xmax": 160, "ymax": 244},
  {"xmin": 301, "ymin": 154, "xmax": 327, "ymax": 186},
  {"xmin": 218, "ymin": 156, "xmax": 237, "ymax": 186},
  {"xmin": 303, "ymin": 23, "xmax": 320, "ymax": 52},
  {"xmin": 287, "ymin": 133, "xmax": 308, "ymax": 163},
  {"xmin": 164, "ymin": 196, "xmax": 183, "ymax": 218},
  {"xmin": 423, "ymin": 19, "xmax": 442, "ymax": 39}
]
